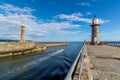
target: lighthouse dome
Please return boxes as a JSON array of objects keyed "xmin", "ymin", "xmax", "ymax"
[
  {"xmin": 91, "ymin": 16, "xmax": 100, "ymax": 25},
  {"xmin": 21, "ymin": 23, "xmax": 24, "ymax": 26}
]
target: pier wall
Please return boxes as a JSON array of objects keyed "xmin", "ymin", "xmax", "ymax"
[
  {"xmin": 0, "ymin": 42, "xmax": 35, "ymax": 53},
  {"xmin": 84, "ymin": 44, "xmax": 120, "ymax": 80},
  {"xmin": 45, "ymin": 43, "xmax": 68, "ymax": 47},
  {"xmin": 0, "ymin": 42, "xmax": 38, "ymax": 57},
  {"xmin": 0, "ymin": 42, "xmax": 67, "ymax": 58}
]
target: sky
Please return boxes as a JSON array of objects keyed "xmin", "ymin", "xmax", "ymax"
[{"xmin": 0, "ymin": 0, "xmax": 120, "ymax": 42}]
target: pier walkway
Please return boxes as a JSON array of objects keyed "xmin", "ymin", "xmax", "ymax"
[
  {"xmin": 82, "ymin": 44, "xmax": 120, "ymax": 80},
  {"xmin": 65, "ymin": 44, "xmax": 120, "ymax": 80}
]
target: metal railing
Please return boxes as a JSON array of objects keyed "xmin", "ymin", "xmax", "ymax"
[
  {"xmin": 64, "ymin": 43, "xmax": 85, "ymax": 80},
  {"xmin": 78, "ymin": 45, "xmax": 85, "ymax": 80},
  {"xmin": 106, "ymin": 41, "xmax": 120, "ymax": 46}
]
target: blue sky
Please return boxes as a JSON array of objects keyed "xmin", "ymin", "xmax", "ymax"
[{"xmin": 0, "ymin": 0, "xmax": 120, "ymax": 42}]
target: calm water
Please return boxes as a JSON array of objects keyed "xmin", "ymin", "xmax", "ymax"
[{"xmin": 0, "ymin": 42, "xmax": 83, "ymax": 80}]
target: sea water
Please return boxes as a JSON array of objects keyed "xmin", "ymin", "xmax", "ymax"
[{"xmin": 0, "ymin": 42, "xmax": 83, "ymax": 80}]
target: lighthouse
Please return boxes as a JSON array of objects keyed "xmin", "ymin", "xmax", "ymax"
[
  {"xmin": 20, "ymin": 23, "xmax": 25, "ymax": 42},
  {"xmin": 90, "ymin": 16, "xmax": 100, "ymax": 45}
]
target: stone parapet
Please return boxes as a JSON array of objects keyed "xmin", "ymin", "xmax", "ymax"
[
  {"xmin": 0, "ymin": 42, "xmax": 68, "ymax": 58},
  {"xmin": 0, "ymin": 42, "xmax": 35, "ymax": 53}
]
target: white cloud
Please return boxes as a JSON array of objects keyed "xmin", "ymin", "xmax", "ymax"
[
  {"xmin": 56, "ymin": 13, "xmax": 91, "ymax": 23},
  {"xmin": 77, "ymin": 2, "xmax": 91, "ymax": 7},
  {"xmin": 0, "ymin": 4, "xmax": 109, "ymax": 41},
  {"xmin": 91, "ymin": 0, "xmax": 101, "ymax": 2},
  {"xmin": 99, "ymin": 18, "xmax": 110, "ymax": 24},
  {"xmin": 114, "ymin": 31, "xmax": 120, "ymax": 34},
  {"xmin": 0, "ymin": 4, "xmax": 81, "ymax": 41},
  {"xmin": 56, "ymin": 13, "xmax": 83, "ymax": 19},
  {"xmin": 86, "ymin": 12, "xmax": 92, "ymax": 15},
  {"xmin": 0, "ymin": 4, "xmax": 34, "ymax": 15},
  {"xmin": 56, "ymin": 13, "xmax": 110, "ymax": 24}
]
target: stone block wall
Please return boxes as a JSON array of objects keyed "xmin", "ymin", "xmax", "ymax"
[{"xmin": 0, "ymin": 41, "xmax": 35, "ymax": 53}]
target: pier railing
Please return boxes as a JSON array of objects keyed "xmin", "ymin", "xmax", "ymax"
[
  {"xmin": 106, "ymin": 41, "xmax": 120, "ymax": 47},
  {"xmin": 64, "ymin": 43, "xmax": 85, "ymax": 80}
]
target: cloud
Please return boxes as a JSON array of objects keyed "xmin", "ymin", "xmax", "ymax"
[
  {"xmin": 86, "ymin": 12, "xmax": 92, "ymax": 15},
  {"xmin": 56, "ymin": 13, "xmax": 92, "ymax": 23},
  {"xmin": 77, "ymin": 2, "xmax": 91, "ymax": 7},
  {"xmin": 56, "ymin": 13, "xmax": 110, "ymax": 24},
  {"xmin": 99, "ymin": 18, "xmax": 110, "ymax": 24},
  {"xmin": 91, "ymin": 0, "xmax": 101, "ymax": 2},
  {"xmin": 114, "ymin": 31, "xmax": 120, "ymax": 34},
  {"xmin": 0, "ymin": 4, "xmax": 109, "ymax": 41},
  {"xmin": 0, "ymin": 4, "xmax": 81, "ymax": 41},
  {"xmin": 0, "ymin": 4, "xmax": 34, "ymax": 15}
]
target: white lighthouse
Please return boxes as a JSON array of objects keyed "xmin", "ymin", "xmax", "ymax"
[{"xmin": 90, "ymin": 16, "xmax": 100, "ymax": 45}]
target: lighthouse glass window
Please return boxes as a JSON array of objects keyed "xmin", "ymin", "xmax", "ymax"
[{"xmin": 93, "ymin": 18, "xmax": 99, "ymax": 24}]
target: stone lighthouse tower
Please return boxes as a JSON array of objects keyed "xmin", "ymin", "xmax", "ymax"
[
  {"xmin": 90, "ymin": 16, "xmax": 100, "ymax": 45},
  {"xmin": 20, "ymin": 23, "xmax": 25, "ymax": 42}
]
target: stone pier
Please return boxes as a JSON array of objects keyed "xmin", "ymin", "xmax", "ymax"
[
  {"xmin": 82, "ymin": 44, "xmax": 120, "ymax": 80},
  {"xmin": 0, "ymin": 42, "xmax": 68, "ymax": 58}
]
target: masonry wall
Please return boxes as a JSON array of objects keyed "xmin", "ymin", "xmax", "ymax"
[{"xmin": 0, "ymin": 42, "xmax": 35, "ymax": 53}]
